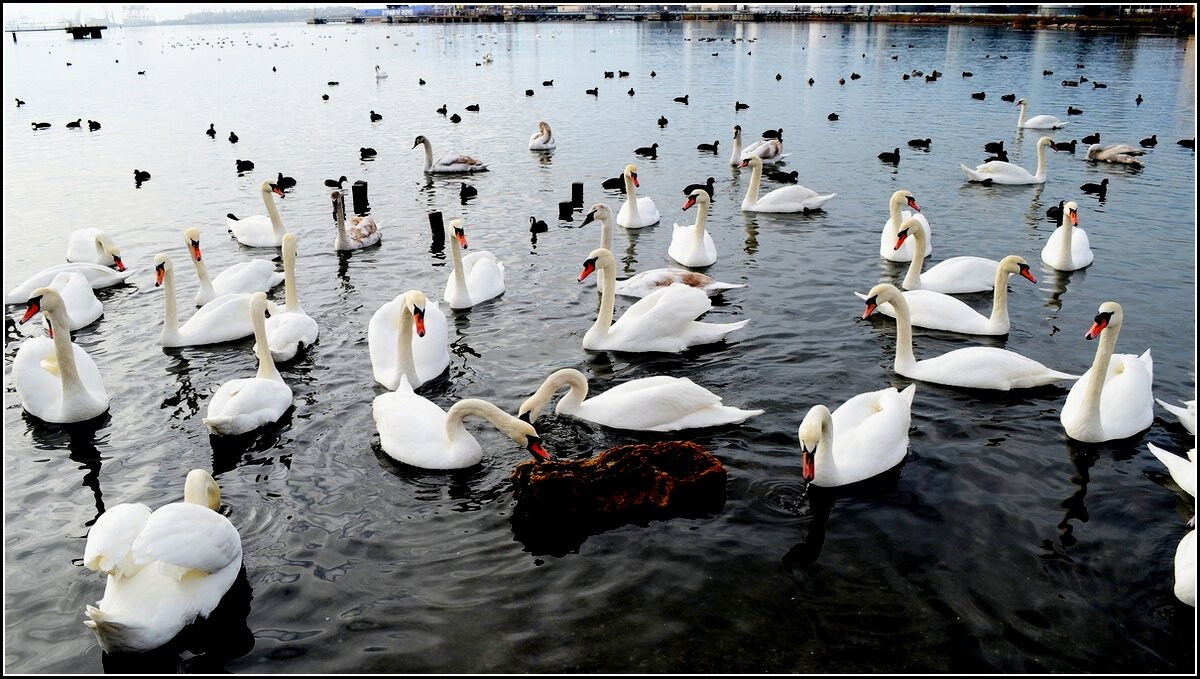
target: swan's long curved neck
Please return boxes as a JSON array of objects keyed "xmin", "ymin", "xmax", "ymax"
[
  {"xmin": 263, "ymin": 188, "xmax": 284, "ymax": 237},
  {"xmin": 730, "ymin": 129, "xmax": 742, "ymax": 165},
  {"xmin": 591, "ymin": 254, "xmax": 618, "ymax": 341},
  {"xmin": 421, "ymin": 139, "xmax": 434, "ymax": 172},
  {"xmin": 888, "ymin": 195, "xmax": 903, "ymax": 235},
  {"xmin": 623, "ymin": 173, "xmax": 641, "ymax": 221},
  {"xmin": 527, "ymin": 369, "xmax": 588, "ymax": 420},
  {"xmin": 1055, "ymin": 215, "xmax": 1075, "ymax": 260},
  {"xmin": 745, "ymin": 161, "xmax": 762, "ymax": 206},
  {"xmin": 1080, "ymin": 321, "xmax": 1121, "ymax": 423},
  {"xmin": 392, "ymin": 297, "xmax": 417, "ymax": 388},
  {"xmin": 1034, "ymin": 142, "xmax": 1047, "ymax": 181},
  {"xmin": 901, "ymin": 227, "xmax": 929, "ymax": 289},
  {"xmin": 190, "ymin": 253, "xmax": 217, "ymax": 303},
  {"xmin": 598, "ymin": 214, "xmax": 613, "ymax": 253},
  {"xmin": 1016, "ymin": 102, "xmax": 1026, "ymax": 129},
  {"xmin": 48, "ymin": 308, "xmax": 88, "ymax": 401},
  {"xmin": 445, "ymin": 398, "xmax": 525, "ymax": 445},
  {"xmin": 448, "ymin": 232, "xmax": 468, "ymax": 294},
  {"xmin": 334, "ymin": 194, "xmax": 350, "ymax": 249},
  {"xmin": 811, "ymin": 406, "xmax": 836, "ymax": 477},
  {"xmin": 252, "ymin": 302, "xmax": 282, "ymax": 382},
  {"xmin": 988, "ymin": 268, "xmax": 1012, "ymax": 324},
  {"xmin": 887, "ymin": 294, "xmax": 918, "ymax": 371},
  {"xmin": 160, "ymin": 265, "xmax": 181, "ymax": 344},
  {"xmin": 283, "ymin": 241, "xmax": 301, "ymax": 313},
  {"xmin": 691, "ymin": 199, "xmax": 710, "ymax": 246}
]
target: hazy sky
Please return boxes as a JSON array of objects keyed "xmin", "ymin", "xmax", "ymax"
[{"xmin": 2, "ymin": 3, "xmax": 343, "ymax": 25}]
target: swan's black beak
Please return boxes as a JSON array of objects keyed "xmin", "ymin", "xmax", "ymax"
[
  {"xmin": 1086, "ymin": 311, "xmax": 1112, "ymax": 340},
  {"xmin": 893, "ymin": 229, "xmax": 909, "ymax": 251},
  {"xmin": 578, "ymin": 258, "xmax": 597, "ymax": 282},
  {"xmin": 862, "ymin": 296, "xmax": 878, "ymax": 320},
  {"xmin": 413, "ymin": 306, "xmax": 426, "ymax": 337},
  {"xmin": 526, "ymin": 435, "xmax": 551, "ymax": 462},
  {"xmin": 800, "ymin": 446, "xmax": 815, "ymax": 482},
  {"xmin": 112, "ymin": 255, "xmax": 126, "ymax": 272},
  {"xmin": 906, "ymin": 196, "xmax": 920, "ymax": 212},
  {"xmin": 581, "ymin": 210, "xmax": 596, "ymax": 227},
  {"xmin": 412, "ymin": 138, "xmax": 420, "ymax": 149},
  {"xmin": 19, "ymin": 296, "xmax": 41, "ymax": 324},
  {"xmin": 1018, "ymin": 264, "xmax": 1037, "ymax": 284},
  {"xmin": 154, "ymin": 262, "xmax": 165, "ymax": 287}
]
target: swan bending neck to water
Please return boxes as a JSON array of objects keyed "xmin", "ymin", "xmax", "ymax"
[
  {"xmin": 797, "ymin": 384, "xmax": 915, "ymax": 487},
  {"xmin": 14, "ymin": 287, "xmax": 109, "ymax": 423},
  {"xmin": 1060, "ymin": 301, "xmax": 1154, "ymax": 442},
  {"xmin": 960, "ymin": 135, "xmax": 1055, "ymax": 185},
  {"xmin": 66, "ymin": 228, "xmax": 126, "ymax": 270}
]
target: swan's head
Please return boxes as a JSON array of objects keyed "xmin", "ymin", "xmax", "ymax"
[
  {"xmin": 258, "ymin": 180, "xmax": 284, "ymax": 197},
  {"xmin": 184, "ymin": 227, "xmax": 202, "ymax": 261},
  {"xmin": 153, "ymin": 253, "xmax": 173, "ymax": 288},
  {"xmin": 1015, "ymin": 98, "xmax": 1027, "ymax": 107},
  {"xmin": 249, "ymin": 291, "xmax": 270, "ymax": 321},
  {"xmin": 893, "ymin": 217, "xmax": 927, "ymax": 251},
  {"xmin": 281, "ymin": 231, "xmax": 297, "ymax": 261},
  {"xmin": 403, "ymin": 290, "xmax": 429, "ymax": 337},
  {"xmin": 412, "ymin": 135, "xmax": 428, "ymax": 149},
  {"xmin": 518, "ymin": 428, "xmax": 551, "ymax": 462},
  {"xmin": 998, "ymin": 255, "xmax": 1037, "ymax": 283},
  {"xmin": 580, "ymin": 203, "xmax": 612, "ymax": 227},
  {"xmin": 578, "ymin": 248, "xmax": 614, "ymax": 283},
  {"xmin": 1038, "ymin": 136, "xmax": 1057, "ymax": 150},
  {"xmin": 623, "ymin": 164, "xmax": 639, "ymax": 187},
  {"xmin": 683, "ymin": 188, "xmax": 710, "ymax": 210},
  {"xmin": 19, "ymin": 287, "xmax": 66, "ymax": 337},
  {"xmin": 1062, "ymin": 201, "xmax": 1078, "ymax": 226},
  {"xmin": 797, "ymin": 405, "xmax": 833, "ymax": 482},
  {"xmin": 93, "ymin": 233, "xmax": 126, "ymax": 272},
  {"xmin": 862, "ymin": 283, "xmax": 902, "ymax": 319},
  {"xmin": 1085, "ymin": 144, "xmax": 1102, "ymax": 160},
  {"xmin": 732, "ymin": 124, "xmax": 741, "ymax": 138},
  {"xmin": 892, "ymin": 189, "xmax": 919, "ymax": 212},
  {"xmin": 448, "ymin": 219, "xmax": 468, "ymax": 248},
  {"xmin": 739, "ymin": 155, "xmax": 763, "ymax": 169},
  {"xmin": 183, "ymin": 469, "xmax": 222, "ymax": 511},
  {"xmin": 1085, "ymin": 301, "xmax": 1123, "ymax": 341}
]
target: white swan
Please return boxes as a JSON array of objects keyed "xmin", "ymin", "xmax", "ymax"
[
  {"xmin": 528, "ymin": 120, "xmax": 556, "ymax": 151},
  {"xmin": 13, "ymin": 287, "xmax": 108, "ymax": 423},
  {"xmin": 1041, "ymin": 201, "xmax": 1093, "ymax": 271},
  {"xmin": 855, "ymin": 255, "xmax": 1036, "ymax": 336},
  {"xmin": 372, "ymin": 376, "xmax": 548, "ymax": 469},
  {"xmin": 1148, "ymin": 443, "xmax": 1196, "ymax": 498},
  {"xmin": 578, "ymin": 247, "xmax": 749, "ymax": 353},
  {"xmin": 43, "ymin": 271, "xmax": 103, "ymax": 330},
  {"xmin": 375, "ymin": 64, "xmax": 388, "ymax": 79},
  {"xmin": 518, "ymin": 368, "xmax": 763, "ymax": 432},
  {"xmin": 797, "ymin": 384, "xmax": 916, "ymax": 487},
  {"xmin": 961, "ymin": 135, "xmax": 1056, "ymax": 185},
  {"xmin": 226, "ymin": 180, "xmax": 286, "ymax": 248},
  {"xmin": 184, "ymin": 228, "xmax": 282, "ymax": 307},
  {"xmin": 1175, "ymin": 529, "xmax": 1196, "ymax": 607},
  {"xmin": 669, "ymin": 188, "xmax": 717, "ymax": 267},
  {"xmin": 862, "ymin": 283, "xmax": 1078, "ymax": 390},
  {"xmin": 258, "ymin": 233, "xmax": 318, "ymax": 363},
  {"xmin": 1016, "ymin": 98, "xmax": 1068, "ymax": 129},
  {"xmin": 153, "ymin": 253, "xmax": 255, "ymax": 347},
  {"xmin": 82, "ymin": 469, "xmax": 242, "ymax": 654},
  {"xmin": 332, "ymin": 189, "xmax": 382, "ymax": 251},
  {"xmin": 730, "ymin": 124, "xmax": 787, "ymax": 166},
  {"xmin": 1060, "ymin": 302, "xmax": 1154, "ymax": 443},
  {"xmin": 412, "ymin": 134, "xmax": 488, "ymax": 174},
  {"xmin": 582, "ymin": 202, "xmax": 743, "ymax": 297},
  {"xmin": 368, "ymin": 289, "xmax": 450, "ymax": 390},
  {"xmin": 616, "ymin": 163, "xmax": 661, "ymax": 228},
  {"xmin": 1156, "ymin": 398, "xmax": 1196, "ymax": 435},
  {"xmin": 444, "ymin": 219, "xmax": 505, "ymax": 309},
  {"xmin": 1085, "ymin": 143, "xmax": 1146, "ymax": 166},
  {"xmin": 740, "ymin": 156, "xmax": 836, "ymax": 213},
  {"xmin": 894, "ymin": 218, "xmax": 1004, "ymax": 294},
  {"xmin": 66, "ymin": 228, "xmax": 126, "ymax": 270},
  {"xmin": 203, "ymin": 291, "xmax": 292, "ymax": 435},
  {"xmin": 880, "ymin": 189, "xmax": 932, "ymax": 262},
  {"xmin": 5, "ymin": 263, "xmax": 135, "ymax": 305}
]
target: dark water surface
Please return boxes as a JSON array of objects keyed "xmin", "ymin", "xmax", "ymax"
[{"xmin": 3, "ymin": 20, "xmax": 1196, "ymax": 673}]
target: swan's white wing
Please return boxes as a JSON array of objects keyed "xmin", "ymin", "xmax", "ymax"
[
  {"xmin": 181, "ymin": 292, "xmax": 255, "ymax": 342},
  {"xmin": 6, "ymin": 264, "xmax": 135, "ymax": 304},
  {"xmin": 264, "ymin": 311, "xmax": 319, "ymax": 362},
  {"xmin": 832, "ymin": 387, "xmax": 912, "ymax": 480},
  {"xmin": 463, "ymin": 251, "xmax": 506, "ymax": 303},
  {"xmin": 910, "ymin": 347, "xmax": 1076, "ymax": 390},
  {"xmin": 581, "ymin": 376, "xmax": 722, "ymax": 429},
  {"xmin": 214, "ymin": 259, "xmax": 283, "ymax": 296},
  {"xmin": 1156, "ymin": 398, "xmax": 1197, "ymax": 435},
  {"xmin": 1148, "ymin": 443, "xmax": 1197, "ymax": 497},
  {"xmin": 131, "ymin": 503, "xmax": 242, "ymax": 575},
  {"xmin": 918, "ymin": 257, "xmax": 999, "ymax": 293},
  {"xmin": 1175, "ymin": 530, "xmax": 1196, "ymax": 607},
  {"xmin": 373, "ymin": 378, "xmax": 477, "ymax": 469},
  {"xmin": 204, "ymin": 377, "xmax": 292, "ymax": 435},
  {"xmin": 620, "ymin": 283, "xmax": 711, "ymax": 323},
  {"xmin": 84, "ymin": 503, "xmax": 153, "ymax": 576}
]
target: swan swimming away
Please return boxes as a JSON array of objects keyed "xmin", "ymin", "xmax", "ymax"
[
  {"xmin": 582, "ymin": 203, "xmax": 744, "ymax": 297},
  {"xmin": 740, "ymin": 156, "xmax": 835, "ymax": 212},
  {"xmin": 518, "ymin": 368, "xmax": 762, "ymax": 432},
  {"xmin": 528, "ymin": 120, "xmax": 556, "ymax": 151},
  {"xmin": 669, "ymin": 188, "xmax": 717, "ymax": 267},
  {"xmin": 184, "ymin": 227, "xmax": 283, "ymax": 306},
  {"xmin": 444, "ymin": 218, "xmax": 505, "ymax": 309},
  {"xmin": 5, "ymin": 263, "xmax": 136, "ymax": 305},
  {"xmin": 798, "ymin": 384, "xmax": 916, "ymax": 487},
  {"xmin": 153, "ymin": 253, "xmax": 256, "ymax": 347},
  {"xmin": 893, "ymin": 217, "xmax": 1003, "ymax": 294},
  {"xmin": 368, "ymin": 289, "xmax": 450, "ymax": 390},
  {"xmin": 1060, "ymin": 301, "xmax": 1154, "ymax": 443},
  {"xmin": 412, "ymin": 134, "xmax": 488, "ymax": 174},
  {"xmin": 66, "ymin": 228, "xmax": 126, "ymax": 270},
  {"xmin": 961, "ymin": 135, "xmax": 1056, "ymax": 185},
  {"xmin": 578, "ymin": 247, "xmax": 749, "ymax": 353},
  {"xmin": 13, "ymin": 287, "xmax": 109, "ymax": 423},
  {"xmin": 372, "ymin": 375, "xmax": 548, "ymax": 469},
  {"xmin": 862, "ymin": 283, "xmax": 1078, "ymax": 390},
  {"xmin": 226, "ymin": 180, "xmax": 287, "ymax": 247},
  {"xmin": 1040, "ymin": 200, "xmax": 1093, "ymax": 271},
  {"xmin": 332, "ymin": 189, "xmax": 381, "ymax": 250},
  {"xmin": 203, "ymin": 291, "xmax": 293, "ymax": 435},
  {"xmin": 880, "ymin": 189, "xmax": 931, "ymax": 262},
  {"xmin": 82, "ymin": 469, "xmax": 242, "ymax": 653},
  {"xmin": 258, "ymin": 232, "xmax": 318, "ymax": 363},
  {"xmin": 616, "ymin": 163, "xmax": 661, "ymax": 228},
  {"xmin": 1015, "ymin": 98, "xmax": 1068, "ymax": 129}
]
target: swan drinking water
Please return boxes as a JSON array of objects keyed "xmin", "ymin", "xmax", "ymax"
[
  {"xmin": 226, "ymin": 180, "xmax": 286, "ymax": 247},
  {"xmin": 444, "ymin": 218, "xmax": 505, "ymax": 309},
  {"xmin": 616, "ymin": 163, "xmax": 661, "ymax": 228},
  {"xmin": 412, "ymin": 134, "xmax": 488, "ymax": 174},
  {"xmin": 14, "ymin": 287, "xmax": 109, "ymax": 423},
  {"xmin": 203, "ymin": 291, "xmax": 293, "ymax": 435},
  {"xmin": 578, "ymin": 247, "xmax": 749, "ymax": 353},
  {"xmin": 528, "ymin": 120, "xmax": 556, "ymax": 151},
  {"xmin": 1040, "ymin": 200, "xmax": 1093, "ymax": 271},
  {"xmin": 797, "ymin": 385, "xmax": 916, "ymax": 487},
  {"xmin": 184, "ymin": 227, "xmax": 283, "ymax": 306},
  {"xmin": 518, "ymin": 368, "xmax": 762, "ymax": 432},
  {"xmin": 961, "ymin": 135, "xmax": 1056, "ymax": 185},
  {"xmin": 1060, "ymin": 301, "xmax": 1154, "ymax": 443},
  {"xmin": 82, "ymin": 469, "xmax": 242, "ymax": 654},
  {"xmin": 669, "ymin": 188, "xmax": 717, "ymax": 267},
  {"xmin": 368, "ymin": 289, "xmax": 450, "ymax": 390},
  {"xmin": 880, "ymin": 189, "xmax": 931, "ymax": 262},
  {"xmin": 861, "ymin": 283, "xmax": 1077, "ymax": 390},
  {"xmin": 740, "ymin": 156, "xmax": 836, "ymax": 213},
  {"xmin": 66, "ymin": 228, "xmax": 126, "ymax": 270},
  {"xmin": 1015, "ymin": 98, "xmax": 1068, "ymax": 129}
]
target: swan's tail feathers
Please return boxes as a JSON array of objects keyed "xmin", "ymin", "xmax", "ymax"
[
  {"xmin": 202, "ymin": 415, "xmax": 235, "ymax": 432},
  {"xmin": 714, "ymin": 319, "xmax": 751, "ymax": 337},
  {"xmin": 960, "ymin": 164, "xmax": 981, "ymax": 181},
  {"xmin": 1139, "ymin": 349, "xmax": 1153, "ymax": 382},
  {"xmin": 730, "ymin": 407, "xmax": 765, "ymax": 422},
  {"xmin": 705, "ymin": 281, "xmax": 746, "ymax": 293},
  {"xmin": 84, "ymin": 605, "xmax": 131, "ymax": 651},
  {"xmin": 803, "ymin": 193, "xmax": 837, "ymax": 211},
  {"xmin": 900, "ymin": 383, "xmax": 917, "ymax": 404},
  {"xmin": 1050, "ymin": 370, "xmax": 1080, "ymax": 381}
]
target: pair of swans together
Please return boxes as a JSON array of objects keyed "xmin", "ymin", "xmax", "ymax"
[
  {"xmin": 227, "ymin": 181, "xmax": 382, "ymax": 251},
  {"xmin": 729, "ymin": 124, "xmax": 786, "ymax": 166},
  {"xmin": 961, "ymin": 135, "xmax": 1057, "ymax": 185},
  {"xmin": 4, "ymin": 228, "xmax": 133, "ymax": 330}
]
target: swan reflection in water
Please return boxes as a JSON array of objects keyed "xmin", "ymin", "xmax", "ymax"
[
  {"xmin": 26, "ymin": 413, "xmax": 112, "ymax": 526},
  {"xmin": 1040, "ymin": 265, "xmax": 1087, "ymax": 317},
  {"xmin": 99, "ymin": 567, "xmax": 255, "ymax": 674},
  {"xmin": 160, "ymin": 350, "xmax": 203, "ymax": 421}
]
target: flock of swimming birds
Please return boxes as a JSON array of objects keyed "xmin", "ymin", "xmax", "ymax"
[{"xmin": 7, "ymin": 32, "xmax": 1197, "ymax": 658}]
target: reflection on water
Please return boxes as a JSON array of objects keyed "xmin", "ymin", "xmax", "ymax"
[
  {"xmin": 1041, "ymin": 265, "xmax": 1087, "ymax": 318},
  {"xmin": 26, "ymin": 414, "xmax": 112, "ymax": 526}
]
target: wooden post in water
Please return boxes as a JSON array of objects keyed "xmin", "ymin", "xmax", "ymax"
[
  {"xmin": 571, "ymin": 182, "xmax": 584, "ymax": 207},
  {"xmin": 351, "ymin": 180, "xmax": 369, "ymax": 215},
  {"xmin": 429, "ymin": 211, "xmax": 445, "ymax": 249},
  {"xmin": 558, "ymin": 201, "xmax": 574, "ymax": 221}
]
